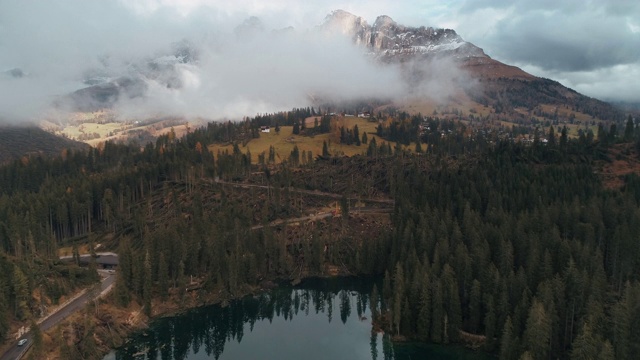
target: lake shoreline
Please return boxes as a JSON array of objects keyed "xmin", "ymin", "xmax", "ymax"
[
  {"xmin": 43, "ymin": 273, "xmax": 353, "ymax": 359},
  {"xmin": 103, "ymin": 276, "xmax": 493, "ymax": 360}
]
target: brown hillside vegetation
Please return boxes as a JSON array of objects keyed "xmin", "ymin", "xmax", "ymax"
[
  {"xmin": 462, "ymin": 56, "xmax": 535, "ymax": 81},
  {"xmin": 599, "ymin": 143, "xmax": 640, "ymax": 189}
]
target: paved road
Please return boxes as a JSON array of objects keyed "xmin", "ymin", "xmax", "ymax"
[{"xmin": 0, "ymin": 272, "xmax": 116, "ymax": 360}]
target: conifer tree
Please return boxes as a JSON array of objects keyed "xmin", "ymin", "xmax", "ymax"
[
  {"xmin": 72, "ymin": 244, "xmax": 80, "ymax": 266},
  {"xmin": 370, "ymin": 284, "xmax": 379, "ymax": 320},
  {"xmin": 469, "ymin": 279, "xmax": 482, "ymax": 333},
  {"xmin": 560, "ymin": 126, "xmax": 568, "ymax": 148},
  {"xmin": 158, "ymin": 252, "xmax": 169, "ymax": 300},
  {"xmin": 29, "ymin": 319, "xmax": 43, "ymax": 358},
  {"xmin": 484, "ymin": 295, "xmax": 497, "ymax": 351},
  {"xmin": 522, "ymin": 298, "xmax": 551, "ymax": 360},
  {"xmin": 431, "ymin": 279, "xmax": 444, "ymax": 343},
  {"xmin": 268, "ymin": 145, "xmax": 276, "ymax": 163},
  {"xmin": 0, "ymin": 294, "xmax": 9, "ymax": 341},
  {"xmin": 570, "ymin": 322, "xmax": 598, "ymax": 360},
  {"xmin": 598, "ymin": 340, "xmax": 615, "ymax": 360},
  {"xmin": 143, "ymin": 251, "xmax": 152, "ymax": 316},
  {"xmin": 417, "ymin": 273, "xmax": 431, "ymax": 340},
  {"xmin": 624, "ymin": 115, "xmax": 634, "ymax": 142},
  {"xmin": 340, "ymin": 195, "xmax": 349, "ymax": 220},
  {"xmin": 548, "ymin": 126, "xmax": 556, "ymax": 146},
  {"xmin": 12, "ymin": 266, "xmax": 29, "ymax": 320},
  {"xmin": 499, "ymin": 316, "xmax": 516, "ymax": 360},
  {"xmin": 393, "ymin": 263, "xmax": 405, "ymax": 335},
  {"xmin": 114, "ymin": 270, "xmax": 130, "ymax": 307},
  {"xmin": 612, "ymin": 283, "xmax": 632, "ymax": 360}
]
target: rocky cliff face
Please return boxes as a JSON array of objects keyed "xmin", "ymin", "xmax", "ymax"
[
  {"xmin": 320, "ymin": 10, "xmax": 486, "ymax": 60},
  {"xmin": 49, "ymin": 9, "xmax": 618, "ymax": 121},
  {"xmin": 318, "ymin": 10, "xmax": 622, "ymax": 121}
]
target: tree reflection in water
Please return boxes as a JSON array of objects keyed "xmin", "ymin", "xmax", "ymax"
[
  {"xmin": 111, "ymin": 277, "xmax": 489, "ymax": 360},
  {"xmin": 114, "ymin": 277, "xmax": 380, "ymax": 360}
]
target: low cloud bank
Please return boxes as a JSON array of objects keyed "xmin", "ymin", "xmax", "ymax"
[{"xmin": 0, "ymin": 1, "xmax": 470, "ymax": 123}]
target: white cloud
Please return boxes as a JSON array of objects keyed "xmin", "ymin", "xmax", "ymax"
[
  {"xmin": 449, "ymin": 0, "xmax": 640, "ymax": 102},
  {"xmin": 1, "ymin": 0, "xmax": 639, "ymax": 123},
  {"xmin": 118, "ymin": 0, "xmax": 455, "ymax": 29},
  {"xmin": 0, "ymin": 0, "xmax": 416, "ymax": 122},
  {"xmin": 519, "ymin": 63, "xmax": 640, "ymax": 102},
  {"xmin": 112, "ymin": 30, "xmax": 406, "ymax": 119}
]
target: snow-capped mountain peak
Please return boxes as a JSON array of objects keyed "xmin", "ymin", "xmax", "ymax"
[{"xmin": 321, "ymin": 10, "xmax": 485, "ymax": 59}]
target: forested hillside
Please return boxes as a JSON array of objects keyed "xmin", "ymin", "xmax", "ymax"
[
  {"xmin": 0, "ymin": 126, "xmax": 89, "ymax": 164},
  {"xmin": 0, "ymin": 110, "xmax": 639, "ymax": 359},
  {"xmin": 378, "ymin": 141, "xmax": 640, "ymax": 359}
]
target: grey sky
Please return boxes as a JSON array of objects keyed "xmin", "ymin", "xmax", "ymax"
[
  {"xmin": 238, "ymin": 0, "xmax": 640, "ymax": 102},
  {"xmin": 450, "ymin": 0, "xmax": 640, "ymax": 101},
  {"xmin": 1, "ymin": 0, "xmax": 638, "ymax": 122},
  {"xmin": 0, "ymin": 0, "xmax": 407, "ymax": 121}
]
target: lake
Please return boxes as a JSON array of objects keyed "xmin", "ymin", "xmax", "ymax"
[{"xmin": 104, "ymin": 277, "xmax": 491, "ymax": 360}]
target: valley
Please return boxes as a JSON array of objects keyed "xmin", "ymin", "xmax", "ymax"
[
  {"xmin": 49, "ymin": 113, "xmax": 197, "ymax": 148},
  {"xmin": 2, "ymin": 108, "xmax": 640, "ymax": 359},
  {"xmin": 0, "ymin": 4, "xmax": 639, "ymax": 360}
]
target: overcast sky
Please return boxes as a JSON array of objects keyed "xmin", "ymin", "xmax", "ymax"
[
  {"xmin": 133, "ymin": 0, "xmax": 639, "ymax": 102},
  {"xmin": 1, "ymin": 0, "xmax": 638, "ymax": 121}
]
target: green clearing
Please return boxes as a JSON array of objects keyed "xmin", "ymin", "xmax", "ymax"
[
  {"xmin": 60, "ymin": 122, "xmax": 127, "ymax": 140},
  {"xmin": 208, "ymin": 117, "xmax": 415, "ymax": 164}
]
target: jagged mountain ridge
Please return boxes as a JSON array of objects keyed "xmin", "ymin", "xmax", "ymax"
[
  {"xmin": 53, "ymin": 9, "xmax": 621, "ymax": 122},
  {"xmin": 321, "ymin": 10, "xmax": 483, "ymax": 59},
  {"xmin": 321, "ymin": 10, "xmax": 529, "ymax": 78},
  {"xmin": 322, "ymin": 10, "xmax": 621, "ymax": 121},
  {"xmin": 64, "ymin": 10, "xmax": 527, "ymax": 112}
]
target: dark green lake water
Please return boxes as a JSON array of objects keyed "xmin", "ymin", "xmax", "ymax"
[{"xmin": 104, "ymin": 277, "xmax": 491, "ymax": 360}]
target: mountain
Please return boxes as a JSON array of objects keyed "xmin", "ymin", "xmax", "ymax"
[
  {"xmin": 321, "ymin": 10, "xmax": 483, "ymax": 59},
  {"xmin": 56, "ymin": 39, "xmax": 199, "ymax": 112},
  {"xmin": 322, "ymin": 10, "xmax": 623, "ymax": 122},
  {"xmin": 2, "ymin": 68, "xmax": 25, "ymax": 78},
  {"xmin": 321, "ymin": 10, "xmax": 524, "ymax": 75},
  {"xmin": 55, "ymin": 10, "xmax": 622, "ymax": 124},
  {"xmin": 61, "ymin": 77, "xmax": 147, "ymax": 112},
  {"xmin": 0, "ymin": 126, "xmax": 89, "ymax": 164}
]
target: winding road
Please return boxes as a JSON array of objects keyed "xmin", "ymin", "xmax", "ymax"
[{"xmin": 0, "ymin": 270, "xmax": 116, "ymax": 360}]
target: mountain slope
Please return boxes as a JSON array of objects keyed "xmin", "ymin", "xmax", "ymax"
[
  {"xmin": 322, "ymin": 10, "xmax": 622, "ymax": 122},
  {"xmin": 0, "ymin": 126, "xmax": 89, "ymax": 164},
  {"xmin": 53, "ymin": 10, "xmax": 623, "ymax": 124},
  {"xmin": 55, "ymin": 40, "xmax": 199, "ymax": 112},
  {"xmin": 321, "ymin": 10, "xmax": 512, "ymax": 70}
]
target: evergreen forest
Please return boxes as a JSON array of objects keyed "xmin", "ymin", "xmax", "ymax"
[{"xmin": 0, "ymin": 111, "xmax": 639, "ymax": 360}]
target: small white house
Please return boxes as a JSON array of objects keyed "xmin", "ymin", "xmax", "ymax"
[{"xmin": 260, "ymin": 126, "xmax": 270, "ymax": 133}]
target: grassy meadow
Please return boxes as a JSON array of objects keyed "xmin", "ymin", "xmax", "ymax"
[{"xmin": 208, "ymin": 116, "xmax": 416, "ymax": 164}]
